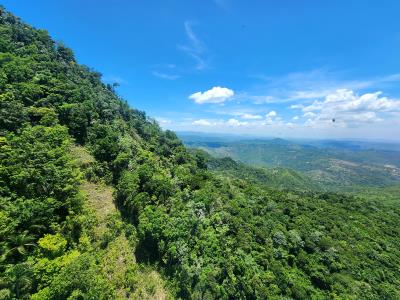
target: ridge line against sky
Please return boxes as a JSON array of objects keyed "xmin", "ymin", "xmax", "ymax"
[{"xmin": 2, "ymin": 0, "xmax": 400, "ymax": 140}]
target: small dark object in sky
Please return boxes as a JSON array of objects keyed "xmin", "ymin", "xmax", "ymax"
[{"xmin": 332, "ymin": 118, "xmax": 335, "ymax": 122}]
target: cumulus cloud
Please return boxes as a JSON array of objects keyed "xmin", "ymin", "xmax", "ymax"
[
  {"xmin": 303, "ymin": 112, "xmax": 317, "ymax": 118},
  {"xmin": 226, "ymin": 118, "xmax": 248, "ymax": 126},
  {"xmin": 290, "ymin": 104, "xmax": 304, "ymax": 109},
  {"xmin": 323, "ymin": 89, "xmax": 400, "ymax": 112},
  {"xmin": 349, "ymin": 112, "xmax": 382, "ymax": 123},
  {"xmin": 216, "ymin": 110, "xmax": 264, "ymax": 119},
  {"xmin": 293, "ymin": 89, "xmax": 400, "ymax": 125},
  {"xmin": 250, "ymin": 69, "xmax": 400, "ymax": 105},
  {"xmin": 192, "ymin": 119, "xmax": 214, "ymax": 126},
  {"xmin": 261, "ymin": 111, "xmax": 278, "ymax": 125},
  {"xmin": 240, "ymin": 113, "xmax": 263, "ymax": 119},
  {"xmin": 191, "ymin": 118, "xmax": 248, "ymax": 127},
  {"xmin": 189, "ymin": 86, "xmax": 235, "ymax": 104}
]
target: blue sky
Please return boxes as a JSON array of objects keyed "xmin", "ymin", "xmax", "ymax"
[{"xmin": 3, "ymin": 0, "xmax": 400, "ymax": 140}]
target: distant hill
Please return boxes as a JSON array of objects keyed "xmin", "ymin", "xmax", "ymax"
[
  {"xmin": 181, "ymin": 134, "xmax": 400, "ymax": 190},
  {"xmin": 190, "ymin": 149, "xmax": 320, "ymax": 192}
]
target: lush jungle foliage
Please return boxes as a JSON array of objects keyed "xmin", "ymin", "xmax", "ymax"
[{"xmin": 1, "ymin": 7, "xmax": 399, "ymax": 299}]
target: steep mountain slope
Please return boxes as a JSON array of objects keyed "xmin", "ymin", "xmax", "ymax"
[{"xmin": 1, "ymin": 7, "xmax": 400, "ymax": 299}]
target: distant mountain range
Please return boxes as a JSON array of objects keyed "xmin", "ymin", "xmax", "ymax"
[{"xmin": 180, "ymin": 133, "xmax": 400, "ymax": 191}]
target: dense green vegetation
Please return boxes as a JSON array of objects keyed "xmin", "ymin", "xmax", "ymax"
[{"xmin": 1, "ymin": 7, "xmax": 400, "ymax": 299}]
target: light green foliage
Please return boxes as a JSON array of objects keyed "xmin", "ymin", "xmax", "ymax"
[
  {"xmin": 32, "ymin": 250, "xmax": 80, "ymax": 289},
  {"xmin": 100, "ymin": 235, "xmax": 137, "ymax": 296},
  {"xmin": 38, "ymin": 234, "xmax": 67, "ymax": 258},
  {"xmin": 31, "ymin": 253, "xmax": 114, "ymax": 300}
]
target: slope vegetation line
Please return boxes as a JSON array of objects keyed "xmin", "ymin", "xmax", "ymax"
[
  {"xmin": 71, "ymin": 145, "xmax": 115, "ymax": 233},
  {"xmin": 70, "ymin": 145, "xmax": 170, "ymax": 300}
]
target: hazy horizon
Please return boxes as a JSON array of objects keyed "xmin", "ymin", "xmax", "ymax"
[{"xmin": 176, "ymin": 130, "xmax": 400, "ymax": 144}]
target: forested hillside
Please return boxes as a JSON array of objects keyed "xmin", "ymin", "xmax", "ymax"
[
  {"xmin": 1, "ymin": 7, "xmax": 400, "ymax": 299},
  {"xmin": 194, "ymin": 150, "xmax": 320, "ymax": 192},
  {"xmin": 181, "ymin": 136, "xmax": 400, "ymax": 191}
]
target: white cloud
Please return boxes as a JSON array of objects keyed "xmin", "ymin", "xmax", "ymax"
[
  {"xmin": 156, "ymin": 117, "xmax": 172, "ymax": 124},
  {"xmin": 191, "ymin": 118, "xmax": 248, "ymax": 127},
  {"xmin": 192, "ymin": 119, "xmax": 214, "ymax": 126},
  {"xmin": 290, "ymin": 104, "xmax": 304, "ymax": 109},
  {"xmin": 262, "ymin": 111, "xmax": 278, "ymax": 125},
  {"xmin": 249, "ymin": 69, "xmax": 400, "ymax": 104},
  {"xmin": 189, "ymin": 86, "xmax": 235, "ymax": 104},
  {"xmin": 305, "ymin": 118, "xmax": 315, "ymax": 127},
  {"xmin": 247, "ymin": 95, "xmax": 276, "ymax": 104},
  {"xmin": 156, "ymin": 117, "xmax": 173, "ymax": 129},
  {"xmin": 289, "ymin": 90, "xmax": 332, "ymax": 100},
  {"xmin": 266, "ymin": 111, "xmax": 277, "ymax": 118},
  {"xmin": 324, "ymin": 89, "xmax": 400, "ymax": 112},
  {"xmin": 240, "ymin": 113, "xmax": 263, "ymax": 119},
  {"xmin": 303, "ymin": 101, "xmax": 323, "ymax": 112},
  {"xmin": 184, "ymin": 22, "xmax": 202, "ymax": 51},
  {"xmin": 178, "ymin": 21, "xmax": 208, "ymax": 70},
  {"xmin": 207, "ymin": 109, "xmax": 264, "ymax": 120},
  {"xmin": 303, "ymin": 112, "xmax": 317, "ymax": 118},
  {"xmin": 226, "ymin": 118, "xmax": 248, "ymax": 126},
  {"xmin": 350, "ymin": 112, "xmax": 382, "ymax": 123},
  {"xmin": 292, "ymin": 116, "xmax": 299, "ymax": 121},
  {"xmin": 293, "ymin": 89, "xmax": 400, "ymax": 125}
]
